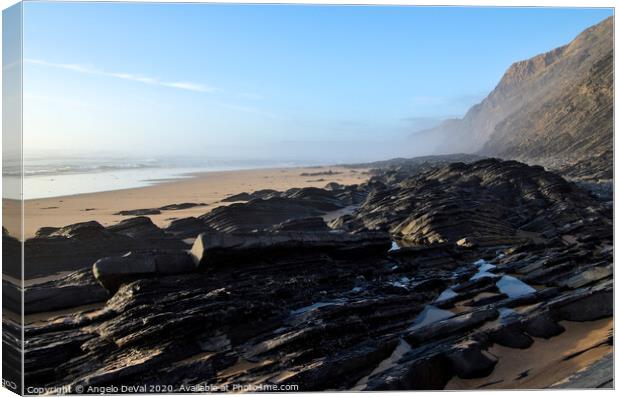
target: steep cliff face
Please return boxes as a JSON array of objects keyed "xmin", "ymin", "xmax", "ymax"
[
  {"xmin": 482, "ymin": 50, "xmax": 613, "ymax": 181},
  {"xmin": 417, "ymin": 16, "xmax": 613, "ymax": 176}
]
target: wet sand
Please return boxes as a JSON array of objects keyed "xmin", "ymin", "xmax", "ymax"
[
  {"xmin": 446, "ymin": 317, "xmax": 613, "ymax": 389},
  {"xmin": 6, "ymin": 166, "xmax": 367, "ymax": 239}
]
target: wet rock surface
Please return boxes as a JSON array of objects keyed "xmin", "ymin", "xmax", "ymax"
[{"xmin": 19, "ymin": 159, "xmax": 613, "ymax": 391}]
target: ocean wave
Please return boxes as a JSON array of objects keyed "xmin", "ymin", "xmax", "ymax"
[{"xmin": 3, "ymin": 162, "xmax": 159, "ymax": 177}]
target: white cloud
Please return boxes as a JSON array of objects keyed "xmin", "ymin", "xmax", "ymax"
[{"xmin": 24, "ymin": 58, "xmax": 216, "ymax": 93}]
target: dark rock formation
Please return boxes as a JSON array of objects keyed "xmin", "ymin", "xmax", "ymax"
[
  {"xmin": 164, "ymin": 216, "xmax": 213, "ymax": 239},
  {"xmin": 114, "ymin": 203, "xmax": 206, "ymax": 216},
  {"xmin": 114, "ymin": 208, "xmax": 161, "ymax": 216},
  {"xmin": 93, "ymin": 250, "xmax": 196, "ymax": 292},
  {"xmin": 338, "ymin": 159, "xmax": 605, "ymax": 247},
  {"xmin": 190, "ymin": 230, "xmax": 391, "ymax": 267},
  {"xmin": 221, "ymin": 192, "xmax": 252, "ymax": 202},
  {"xmin": 34, "ymin": 227, "xmax": 60, "ymax": 238},
  {"xmin": 199, "ymin": 185, "xmax": 367, "ymax": 233},
  {"xmin": 20, "ymin": 159, "xmax": 612, "ymax": 392},
  {"xmin": 521, "ymin": 313, "xmax": 565, "ymax": 338},
  {"xmin": 158, "ymin": 202, "xmax": 206, "ymax": 211},
  {"xmin": 445, "ymin": 341, "xmax": 498, "ymax": 379},
  {"xmin": 221, "ymin": 189, "xmax": 279, "ymax": 202},
  {"xmin": 2, "ymin": 227, "xmax": 21, "ymax": 279},
  {"xmin": 270, "ymin": 217, "xmax": 331, "ymax": 232},
  {"xmin": 299, "ymin": 169, "xmax": 341, "ymax": 177},
  {"xmin": 24, "ymin": 269, "xmax": 109, "ymax": 314},
  {"xmin": 106, "ymin": 217, "xmax": 167, "ymax": 239},
  {"xmin": 24, "ymin": 220, "xmax": 187, "ymax": 278},
  {"xmin": 199, "ymin": 197, "xmax": 326, "ymax": 233}
]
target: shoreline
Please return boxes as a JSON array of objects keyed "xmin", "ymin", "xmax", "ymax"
[{"xmin": 8, "ymin": 165, "xmax": 368, "ymax": 239}]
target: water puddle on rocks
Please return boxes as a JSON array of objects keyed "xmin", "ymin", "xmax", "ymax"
[
  {"xmin": 466, "ymin": 259, "xmax": 536, "ymax": 299},
  {"xmin": 470, "ymin": 259, "xmax": 498, "ymax": 280},
  {"xmin": 495, "ymin": 275, "xmax": 536, "ymax": 298},
  {"xmin": 409, "ymin": 305, "xmax": 455, "ymax": 330},
  {"xmin": 390, "ymin": 276, "xmax": 414, "ymax": 289},
  {"xmin": 388, "ymin": 240, "xmax": 401, "ymax": 253},
  {"xmin": 352, "ymin": 338, "xmax": 412, "ymax": 390},
  {"xmin": 393, "ymin": 256, "xmax": 539, "ymax": 347},
  {"xmin": 435, "ymin": 287, "xmax": 458, "ymax": 303}
]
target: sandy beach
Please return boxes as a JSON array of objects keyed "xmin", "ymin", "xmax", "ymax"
[
  {"xmin": 12, "ymin": 165, "xmax": 368, "ymax": 239},
  {"xmin": 446, "ymin": 317, "xmax": 613, "ymax": 389}
]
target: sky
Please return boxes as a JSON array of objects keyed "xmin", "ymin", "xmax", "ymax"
[{"xmin": 21, "ymin": 2, "xmax": 613, "ymax": 164}]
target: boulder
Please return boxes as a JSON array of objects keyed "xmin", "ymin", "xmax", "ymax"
[
  {"xmin": 93, "ymin": 250, "xmax": 196, "ymax": 292},
  {"xmin": 365, "ymin": 353, "xmax": 452, "ymax": 390},
  {"xmin": 522, "ymin": 313, "xmax": 565, "ymax": 338},
  {"xmin": 107, "ymin": 217, "xmax": 166, "ymax": 239},
  {"xmin": 190, "ymin": 230, "xmax": 391, "ymax": 267},
  {"xmin": 445, "ymin": 341, "xmax": 498, "ymax": 379},
  {"xmin": 487, "ymin": 323, "xmax": 534, "ymax": 349}
]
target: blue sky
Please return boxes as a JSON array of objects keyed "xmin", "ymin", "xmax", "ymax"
[{"xmin": 22, "ymin": 2, "xmax": 613, "ymax": 163}]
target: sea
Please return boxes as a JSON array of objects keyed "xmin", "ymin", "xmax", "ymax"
[{"xmin": 3, "ymin": 156, "xmax": 315, "ymax": 200}]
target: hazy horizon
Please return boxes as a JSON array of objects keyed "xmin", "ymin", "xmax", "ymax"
[{"xmin": 21, "ymin": 3, "xmax": 612, "ymax": 164}]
